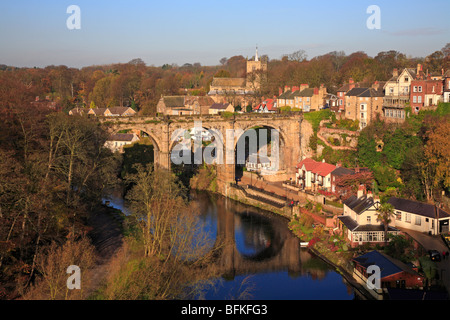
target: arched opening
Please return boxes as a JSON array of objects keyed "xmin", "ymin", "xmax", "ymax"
[
  {"xmin": 107, "ymin": 128, "xmax": 162, "ymax": 177},
  {"xmin": 169, "ymin": 125, "xmax": 223, "ymax": 189},
  {"xmin": 234, "ymin": 125, "xmax": 285, "ymax": 184}
]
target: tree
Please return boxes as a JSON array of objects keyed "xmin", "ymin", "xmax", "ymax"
[
  {"xmin": 420, "ymin": 115, "xmax": 450, "ymax": 201},
  {"xmin": 376, "ymin": 202, "xmax": 395, "ymax": 245},
  {"xmin": 287, "ymin": 50, "xmax": 307, "ymax": 62},
  {"xmin": 219, "ymin": 57, "xmax": 228, "ymax": 66}
]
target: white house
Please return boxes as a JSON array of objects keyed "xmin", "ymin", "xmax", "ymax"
[
  {"xmin": 387, "ymin": 197, "xmax": 450, "ymax": 235},
  {"xmin": 104, "ymin": 133, "xmax": 140, "ymax": 153}
]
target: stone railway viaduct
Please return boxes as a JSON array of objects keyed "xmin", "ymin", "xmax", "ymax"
[{"xmin": 101, "ymin": 112, "xmax": 306, "ymax": 196}]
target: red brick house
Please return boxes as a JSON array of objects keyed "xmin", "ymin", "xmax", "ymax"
[
  {"xmin": 352, "ymin": 250, "xmax": 424, "ymax": 299},
  {"xmin": 410, "ymin": 77, "xmax": 444, "ymax": 113}
]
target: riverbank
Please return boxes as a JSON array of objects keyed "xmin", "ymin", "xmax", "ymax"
[{"xmin": 209, "ymin": 183, "xmax": 376, "ymax": 300}]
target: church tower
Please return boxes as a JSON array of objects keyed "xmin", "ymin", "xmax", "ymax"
[
  {"xmin": 246, "ymin": 46, "xmax": 267, "ymax": 75},
  {"xmin": 246, "ymin": 46, "xmax": 267, "ymax": 90}
]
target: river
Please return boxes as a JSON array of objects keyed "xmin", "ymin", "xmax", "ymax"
[{"xmin": 104, "ymin": 189, "xmax": 356, "ymax": 300}]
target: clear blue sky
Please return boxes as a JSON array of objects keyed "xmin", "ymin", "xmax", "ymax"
[{"xmin": 1, "ymin": 0, "xmax": 449, "ymax": 68}]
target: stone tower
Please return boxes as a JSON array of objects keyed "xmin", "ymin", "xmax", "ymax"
[{"xmin": 246, "ymin": 46, "xmax": 267, "ymax": 90}]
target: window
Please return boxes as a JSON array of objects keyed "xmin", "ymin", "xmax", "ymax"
[
  {"xmin": 396, "ymin": 211, "xmax": 402, "ymax": 220},
  {"xmin": 418, "ymin": 86, "xmax": 422, "ymax": 92},
  {"xmin": 413, "ymin": 96, "xmax": 417, "ymax": 103},
  {"xmin": 405, "ymin": 213, "xmax": 411, "ymax": 223},
  {"xmin": 360, "ymin": 104, "xmax": 365, "ymax": 110},
  {"xmin": 405, "ymin": 77, "xmax": 409, "ymax": 82},
  {"xmin": 367, "ymin": 216, "xmax": 372, "ymax": 224},
  {"xmin": 413, "ymin": 86, "xmax": 417, "ymax": 92},
  {"xmin": 361, "ymin": 113, "xmax": 365, "ymax": 119},
  {"xmin": 389, "ymin": 88, "xmax": 394, "ymax": 94},
  {"xmin": 418, "ymin": 96, "xmax": 422, "ymax": 103},
  {"xmin": 415, "ymin": 216, "xmax": 421, "ymax": 226}
]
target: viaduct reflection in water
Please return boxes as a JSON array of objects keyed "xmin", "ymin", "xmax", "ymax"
[{"xmin": 192, "ymin": 191, "xmax": 331, "ymax": 281}]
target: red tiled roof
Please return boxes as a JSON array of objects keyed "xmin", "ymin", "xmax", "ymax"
[{"xmin": 296, "ymin": 158, "xmax": 336, "ymax": 176}]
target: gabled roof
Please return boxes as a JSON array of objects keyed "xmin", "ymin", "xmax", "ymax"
[
  {"xmin": 108, "ymin": 107, "xmax": 136, "ymax": 115},
  {"xmin": 184, "ymin": 96, "xmax": 214, "ymax": 106},
  {"xmin": 277, "ymin": 90, "xmax": 296, "ymax": 99},
  {"xmin": 344, "ymin": 194, "xmax": 376, "ymax": 214},
  {"xmin": 161, "ymin": 96, "xmax": 185, "ymax": 108},
  {"xmin": 387, "ymin": 197, "xmax": 450, "ymax": 219},
  {"xmin": 255, "ymin": 98, "xmax": 276, "ymax": 111},
  {"xmin": 296, "ymin": 158, "xmax": 336, "ymax": 176},
  {"xmin": 346, "ymin": 87, "xmax": 383, "ymax": 98},
  {"xmin": 353, "ymin": 250, "xmax": 420, "ymax": 279},
  {"xmin": 331, "ymin": 167, "xmax": 355, "ymax": 177},
  {"xmin": 293, "ymin": 88, "xmax": 315, "ymax": 97},
  {"xmin": 108, "ymin": 133, "xmax": 137, "ymax": 142},
  {"xmin": 211, "ymin": 77, "xmax": 246, "ymax": 88},
  {"xmin": 89, "ymin": 108, "xmax": 108, "ymax": 115}
]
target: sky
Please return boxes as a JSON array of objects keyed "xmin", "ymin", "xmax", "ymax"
[{"xmin": 1, "ymin": 0, "xmax": 449, "ymax": 68}]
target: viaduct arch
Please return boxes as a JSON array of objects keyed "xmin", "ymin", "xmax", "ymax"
[{"xmin": 102, "ymin": 113, "xmax": 304, "ymax": 196}]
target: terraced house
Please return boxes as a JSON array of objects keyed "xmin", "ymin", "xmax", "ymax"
[{"xmin": 344, "ymin": 86, "xmax": 384, "ymax": 129}]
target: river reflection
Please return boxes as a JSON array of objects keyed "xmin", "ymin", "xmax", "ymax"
[{"xmin": 104, "ymin": 190, "xmax": 355, "ymax": 300}]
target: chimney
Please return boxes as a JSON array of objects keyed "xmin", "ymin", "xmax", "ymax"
[
  {"xmin": 284, "ymin": 85, "xmax": 290, "ymax": 93},
  {"xmin": 279, "ymin": 87, "xmax": 283, "ymax": 95},
  {"xmin": 35, "ymin": 96, "xmax": 40, "ymax": 101},
  {"xmin": 300, "ymin": 84, "xmax": 309, "ymax": 91},
  {"xmin": 372, "ymin": 81, "xmax": 379, "ymax": 90},
  {"xmin": 417, "ymin": 63, "xmax": 422, "ymax": 74},
  {"xmin": 367, "ymin": 190, "xmax": 373, "ymax": 199},
  {"xmin": 357, "ymin": 184, "xmax": 366, "ymax": 198},
  {"xmin": 314, "ymin": 88, "xmax": 319, "ymax": 95},
  {"xmin": 292, "ymin": 86, "xmax": 300, "ymax": 92},
  {"xmin": 349, "ymin": 78, "xmax": 355, "ymax": 90},
  {"xmin": 393, "ymin": 68, "xmax": 398, "ymax": 77},
  {"xmin": 336, "ymin": 161, "xmax": 342, "ymax": 168}
]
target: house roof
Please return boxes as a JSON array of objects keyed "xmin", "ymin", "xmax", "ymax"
[
  {"xmin": 161, "ymin": 96, "xmax": 186, "ymax": 108},
  {"xmin": 255, "ymin": 99, "xmax": 276, "ymax": 111},
  {"xmin": 211, "ymin": 77, "xmax": 246, "ymax": 88},
  {"xmin": 184, "ymin": 96, "xmax": 214, "ymax": 106},
  {"xmin": 331, "ymin": 167, "xmax": 355, "ymax": 177},
  {"xmin": 346, "ymin": 87, "xmax": 383, "ymax": 98},
  {"xmin": 338, "ymin": 215, "xmax": 359, "ymax": 231},
  {"xmin": 338, "ymin": 215, "xmax": 398, "ymax": 232},
  {"xmin": 90, "ymin": 108, "xmax": 108, "ymax": 115},
  {"xmin": 69, "ymin": 107, "xmax": 85, "ymax": 115},
  {"xmin": 352, "ymin": 250, "xmax": 420, "ymax": 279},
  {"xmin": 278, "ymin": 90, "xmax": 296, "ymax": 99},
  {"xmin": 387, "ymin": 197, "xmax": 450, "ymax": 219},
  {"xmin": 296, "ymin": 158, "xmax": 336, "ymax": 177},
  {"xmin": 108, "ymin": 107, "xmax": 135, "ymax": 115},
  {"xmin": 108, "ymin": 133, "xmax": 137, "ymax": 142},
  {"xmin": 344, "ymin": 194, "xmax": 376, "ymax": 214},
  {"xmin": 293, "ymin": 88, "xmax": 315, "ymax": 97}
]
